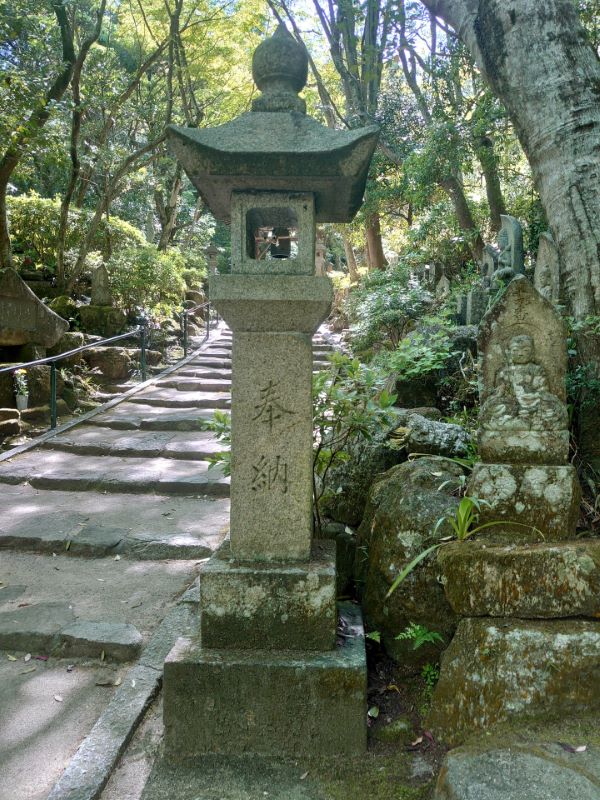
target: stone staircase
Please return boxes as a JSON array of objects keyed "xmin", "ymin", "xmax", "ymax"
[{"xmin": 0, "ymin": 326, "xmax": 337, "ymax": 560}]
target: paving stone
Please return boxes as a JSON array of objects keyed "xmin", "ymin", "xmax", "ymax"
[
  {"xmin": 86, "ymin": 404, "xmax": 217, "ymax": 431},
  {"xmin": 47, "ymin": 663, "xmax": 160, "ymax": 800},
  {"xmin": 0, "ymin": 484, "xmax": 229, "ymax": 557},
  {"xmin": 0, "ymin": 584, "xmax": 27, "ymax": 605},
  {"xmin": 157, "ymin": 378, "xmax": 231, "ymax": 392},
  {"xmin": 59, "ymin": 621, "xmax": 143, "ymax": 661},
  {"xmin": 0, "ymin": 602, "xmax": 76, "ymax": 651},
  {"xmin": 433, "ymin": 744, "xmax": 600, "ymax": 800},
  {"xmin": 128, "ymin": 389, "xmax": 230, "ymax": 409}
]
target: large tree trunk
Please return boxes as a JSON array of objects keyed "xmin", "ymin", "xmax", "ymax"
[
  {"xmin": 342, "ymin": 233, "xmax": 360, "ymax": 283},
  {"xmin": 440, "ymin": 175, "xmax": 485, "ymax": 261},
  {"xmin": 421, "ymin": 0, "xmax": 600, "ymax": 318},
  {"xmin": 421, "ymin": 0, "xmax": 600, "ymax": 468},
  {"xmin": 474, "ymin": 134, "xmax": 507, "ymax": 232},
  {"xmin": 365, "ymin": 213, "xmax": 388, "ymax": 270}
]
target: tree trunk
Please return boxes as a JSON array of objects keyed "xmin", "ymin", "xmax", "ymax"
[
  {"xmin": 474, "ymin": 134, "xmax": 507, "ymax": 232},
  {"xmin": 421, "ymin": 0, "xmax": 600, "ymax": 318},
  {"xmin": 0, "ymin": 1, "xmax": 76, "ymax": 269},
  {"xmin": 421, "ymin": 0, "xmax": 600, "ymax": 467},
  {"xmin": 342, "ymin": 233, "xmax": 360, "ymax": 283},
  {"xmin": 440, "ymin": 174, "xmax": 485, "ymax": 261},
  {"xmin": 365, "ymin": 213, "xmax": 388, "ymax": 270}
]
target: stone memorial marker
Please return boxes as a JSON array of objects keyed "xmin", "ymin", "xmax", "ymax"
[
  {"xmin": 534, "ymin": 231, "xmax": 562, "ymax": 304},
  {"xmin": 468, "ymin": 276, "xmax": 580, "ymax": 538},
  {"xmin": 90, "ymin": 264, "xmax": 113, "ymax": 307},
  {"xmin": 436, "ymin": 273, "xmax": 450, "ymax": 299},
  {"xmin": 494, "ymin": 214, "xmax": 524, "ymax": 285},
  {"xmin": 0, "ymin": 268, "xmax": 68, "ymax": 348},
  {"xmin": 163, "ymin": 24, "xmax": 379, "ymax": 758}
]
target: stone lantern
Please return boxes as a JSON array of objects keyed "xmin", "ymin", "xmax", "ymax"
[
  {"xmin": 163, "ymin": 24, "xmax": 378, "ymax": 759},
  {"xmin": 203, "ymin": 242, "xmax": 220, "ymax": 275}
]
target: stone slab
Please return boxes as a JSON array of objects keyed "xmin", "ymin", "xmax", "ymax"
[
  {"xmin": 467, "ymin": 462, "xmax": 580, "ymax": 540},
  {"xmin": 86, "ymin": 404, "xmax": 217, "ymax": 431},
  {"xmin": 46, "ymin": 599, "xmax": 198, "ymax": 800},
  {"xmin": 0, "ymin": 602, "xmax": 76, "ymax": 651},
  {"xmin": 230, "ymin": 331, "xmax": 313, "ymax": 561},
  {"xmin": 434, "ymin": 745, "xmax": 600, "ymax": 800},
  {"xmin": 128, "ymin": 389, "xmax": 230, "ymax": 408},
  {"xmin": 438, "ymin": 539, "xmax": 600, "ymax": 618},
  {"xmin": 163, "ymin": 603, "xmax": 367, "ymax": 758},
  {"xmin": 0, "ymin": 484, "xmax": 229, "ymax": 558},
  {"xmin": 59, "ymin": 621, "xmax": 143, "ymax": 661},
  {"xmin": 200, "ymin": 539, "xmax": 337, "ymax": 651},
  {"xmin": 479, "ymin": 429, "xmax": 569, "ymax": 465},
  {"xmin": 0, "ymin": 450, "xmax": 229, "ymax": 496},
  {"xmin": 428, "ymin": 618, "xmax": 600, "ymax": 745},
  {"xmin": 157, "ymin": 379, "xmax": 231, "ymax": 392}
]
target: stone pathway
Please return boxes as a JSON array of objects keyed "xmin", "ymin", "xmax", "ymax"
[
  {"xmin": 0, "ymin": 324, "xmax": 339, "ymax": 800},
  {"xmin": 0, "ymin": 327, "xmax": 337, "ymax": 557}
]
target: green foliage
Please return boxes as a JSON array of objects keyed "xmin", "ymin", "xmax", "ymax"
[
  {"xmin": 7, "ymin": 194, "xmax": 145, "ymax": 272},
  {"xmin": 346, "ymin": 266, "xmax": 432, "ymax": 355},
  {"xmin": 312, "ymin": 353, "xmax": 397, "ymax": 533},
  {"xmin": 386, "ymin": 496, "xmax": 542, "ymax": 600},
  {"xmin": 395, "ymin": 623, "xmax": 444, "ymax": 651},
  {"xmin": 373, "ymin": 331, "xmax": 456, "ymax": 381},
  {"xmin": 107, "ymin": 245, "xmax": 187, "ymax": 314},
  {"xmin": 200, "ymin": 410, "xmax": 231, "ymax": 476}
]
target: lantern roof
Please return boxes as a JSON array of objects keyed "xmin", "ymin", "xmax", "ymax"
[{"xmin": 166, "ymin": 25, "xmax": 379, "ymax": 223}]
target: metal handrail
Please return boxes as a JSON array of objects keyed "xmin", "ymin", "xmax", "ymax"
[
  {"xmin": 181, "ymin": 300, "xmax": 218, "ymax": 357},
  {"xmin": 0, "ymin": 326, "xmax": 147, "ymax": 430}
]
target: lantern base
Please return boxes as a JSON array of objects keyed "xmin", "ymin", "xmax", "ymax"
[{"xmin": 163, "ymin": 602, "xmax": 367, "ymax": 758}]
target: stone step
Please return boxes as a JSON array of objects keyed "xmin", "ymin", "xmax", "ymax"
[
  {"xmin": 127, "ymin": 389, "xmax": 231, "ymax": 409},
  {"xmin": 174, "ymin": 368, "xmax": 232, "ymax": 379},
  {"xmin": 187, "ymin": 358, "xmax": 231, "ymax": 369},
  {"xmin": 0, "ymin": 450, "xmax": 229, "ymax": 497},
  {"xmin": 86, "ymin": 403, "xmax": 219, "ymax": 431},
  {"xmin": 157, "ymin": 378, "xmax": 231, "ymax": 392},
  {"xmin": 41, "ymin": 427, "xmax": 225, "ymax": 460},
  {"xmin": 0, "ymin": 483, "xmax": 229, "ymax": 558}
]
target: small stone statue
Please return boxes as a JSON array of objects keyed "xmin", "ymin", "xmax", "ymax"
[
  {"xmin": 493, "ymin": 214, "xmax": 524, "ymax": 287},
  {"xmin": 481, "ymin": 245, "xmax": 498, "ymax": 289},
  {"xmin": 91, "ymin": 264, "xmax": 113, "ymax": 307},
  {"xmin": 480, "ymin": 334, "xmax": 567, "ymax": 431},
  {"xmin": 436, "ymin": 273, "xmax": 450, "ymax": 298}
]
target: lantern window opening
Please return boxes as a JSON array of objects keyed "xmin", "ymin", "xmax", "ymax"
[{"xmin": 246, "ymin": 206, "xmax": 299, "ymax": 261}]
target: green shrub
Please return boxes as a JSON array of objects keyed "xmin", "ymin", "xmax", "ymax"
[
  {"xmin": 7, "ymin": 193, "xmax": 145, "ymax": 271},
  {"xmin": 107, "ymin": 245, "xmax": 186, "ymax": 314},
  {"xmin": 373, "ymin": 331, "xmax": 456, "ymax": 381},
  {"xmin": 346, "ymin": 265, "xmax": 433, "ymax": 356}
]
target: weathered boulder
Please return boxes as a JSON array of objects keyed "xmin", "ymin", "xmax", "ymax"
[
  {"xmin": 0, "ymin": 408, "xmax": 21, "ymax": 438},
  {"xmin": 392, "ymin": 413, "xmax": 471, "ymax": 458},
  {"xmin": 319, "ymin": 421, "xmax": 407, "ymax": 527},
  {"xmin": 434, "ymin": 744, "xmax": 600, "ymax": 800},
  {"xmin": 48, "ymin": 331, "xmax": 86, "ymax": 366},
  {"xmin": 48, "ymin": 295, "xmax": 79, "ymax": 323},
  {"xmin": 357, "ymin": 458, "xmax": 463, "ymax": 667},
  {"xmin": 79, "ymin": 305, "xmax": 127, "ymax": 337},
  {"xmin": 0, "ymin": 268, "xmax": 68, "ymax": 347},
  {"xmin": 83, "ymin": 346, "xmax": 133, "ymax": 381},
  {"xmin": 438, "ymin": 539, "xmax": 600, "ymax": 618},
  {"xmin": 428, "ymin": 618, "xmax": 600, "ymax": 745},
  {"xmin": 185, "ymin": 289, "xmax": 206, "ymax": 305}
]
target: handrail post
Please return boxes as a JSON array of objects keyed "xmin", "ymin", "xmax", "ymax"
[
  {"xmin": 140, "ymin": 325, "xmax": 147, "ymax": 383},
  {"xmin": 50, "ymin": 362, "xmax": 57, "ymax": 430},
  {"xmin": 183, "ymin": 312, "xmax": 189, "ymax": 358}
]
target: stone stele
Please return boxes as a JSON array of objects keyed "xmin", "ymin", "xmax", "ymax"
[
  {"xmin": 468, "ymin": 276, "xmax": 580, "ymax": 539},
  {"xmin": 90, "ymin": 264, "xmax": 113, "ymax": 307},
  {"xmin": 534, "ymin": 230, "xmax": 563, "ymax": 305},
  {"xmin": 0, "ymin": 268, "xmax": 68, "ymax": 347}
]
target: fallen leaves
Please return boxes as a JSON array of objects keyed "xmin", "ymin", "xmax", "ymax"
[
  {"xmin": 54, "ymin": 695, "xmax": 63, "ymax": 703},
  {"xmin": 558, "ymin": 742, "xmax": 587, "ymax": 753}
]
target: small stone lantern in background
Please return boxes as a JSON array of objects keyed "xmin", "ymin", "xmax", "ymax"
[
  {"xmin": 164, "ymin": 24, "xmax": 378, "ymax": 758},
  {"xmin": 203, "ymin": 242, "xmax": 220, "ymax": 275}
]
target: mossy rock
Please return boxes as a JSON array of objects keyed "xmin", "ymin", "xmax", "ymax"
[
  {"xmin": 49, "ymin": 295, "xmax": 79, "ymax": 322},
  {"xmin": 356, "ymin": 458, "xmax": 463, "ymax": 669},
  {"xmin": 79, "ymin": 305, "xmax": 127, "ymax": 337}
]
